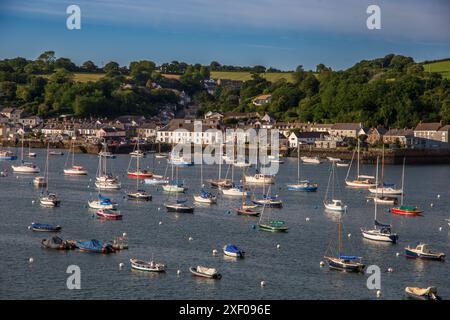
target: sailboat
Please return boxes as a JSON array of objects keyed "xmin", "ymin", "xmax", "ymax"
[
  {"xmin": 27, "ymin": 143, "xmax": 36, "ymax": 158},
  {"xmin": 63, "ymin": 140, "xmax": 87, "ymax": 175},
  {"xmin": 207, "ymin": 142, "xmax": 233, "ymax": 188},
  {"xmin": 88, "ymin": 194, "xmax": 118, "ymax": 210},
  {"xmin": 324, "ymin": 161, "xmax": 347, "ymax": 212},
  {"xmin": 391, "ymin": 158, "xmax": 422, "ymax": 215},
  {"xmin": 11, "ymin": 135, "xmax": 40, "ymax": 173},
  {"xmin": 162, "ymin": 156, "xmax": 187, "ymax": 192},
  {"xmin": 144, "ymin": 153, "xmax": 169, "ymax": 185},
  {"xmin": 127, "ymin": 139, "xmax": 153, "ymax": 178},
  {"xmin": 164, "ymin": 164, "xmax": 194, "ymax": 213},
  {"xmin": 222, "ymin": 162, "xmax": 247, "ymax": 197},
  {"xmin": 361, "ymin": 157, "xmax": 399, "ymax": 243},
  {"xmin": 234, "ymin": 168, "xmax": 260, "ymax": 216},
  {"xmin": 324, "ymin": 214, "xmax": 365, "ymax": 272},
  {"xmin": 126, "ymin": 171, "xmax": 152, "ymax": 200},
  {"xmin": 0, "ymin": 149, "xmax": 17, "ymax": 160},
  {"xmin": 345, "ymin": 139, "xmax": 376, "ymax": 188},
  {"xmin": 194, "ymin": 154, "xmax": 217, "ymax": 204},
  {"xmin": 369, "ymin": 146, "xmax": 399, "ymax": 204},
  {"xmin": 287, "ymin": 147, "xmax": 318, "ymax": 191},
  {"xmin": 95, "ymin": 142, "xmax": 121, "ymax": 190},
  {"xmin": 39, "ymin": 144, "xmax": 60, "ymax": 207},
  {"xmin": 257, "ymin": 186, "xmax": 288, "ymax": 232}
]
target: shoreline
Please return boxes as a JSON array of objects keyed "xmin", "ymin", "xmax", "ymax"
[{"xmin": 2, "ymin": 140, "xmax": 450, "ymax": 164}]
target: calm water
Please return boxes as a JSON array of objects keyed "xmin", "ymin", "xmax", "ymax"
[{"xmin": 0, "ymin": 148, "xmax": 449, "ymax": 300}]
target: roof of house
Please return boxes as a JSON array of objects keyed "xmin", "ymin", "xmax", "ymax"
[
  {"xmin": 369, "ymin": 127, "xmax": 387, "ymax": 135},
  {"xmin": 384, "ymin": 128, "xmax": 414, "ymax": 137},
  {"xmin": 253, "ymin": 94, "xmax": 272, "ymax": 101},
  {"xmin": 414, "ymin": 122, "xmax": 442, "ymax": 131},
  {"xmin": 438, "ymin": 125, "xmax": 450, "ymax": 131},
  {"xmin": 291, "ymin": 131, "xmax": 328, "ymax": 139},
  {"xmin": 331, "ymin": 123, "xmax": 362, "ymax": 130}
]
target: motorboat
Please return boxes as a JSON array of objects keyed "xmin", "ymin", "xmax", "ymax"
[
  {"xmin": 189, "ymin": 266, "xmax": 221, "ymax": 279},
  {"xmin": 0, "ymin": 150, "xmax": 17, "ymax": 160},
  {"xmin": 193, "ymin": 190, "xmax": 217, "ymax": 204},
  {"xmin": 405, "ymin": 287, "xmax": 441, "ymax": 300},
  {"xmin": 130, "ymin": 258, "xmax": 166, "ymax": 272},
  {"xmin": 301, "ymin": 156, "xmax": 321, "ymax": 164},
  {"xmin": 39, "ymin": 192, "xmax": 60, "ymax": 207},
  {"xmin": 144, "ymin": 176, "xmax": 169, "ymax": 185},
  {"xmin": 98, "ymin": 151, "xmax": 116, "ymax": 158},
  {"xmin": 324, "ymin": 199, "xmax": 347, "ymax": 212},
  {"xmin": 258, "ymin": 219, "xmax": 288, "ymax": 232},
  {"xmin": 30, "ymin": 222, "xmax": 61, "ymax": 232},
  {"xmin": 223, "ymin": 244, "xmax": 245, "ymax": 258},
  {"xmin": 41, "ymin": 236, "xmax": 76, "ymax": 250},
  {"xmin": 405, "ymin": 243, "xmax": 445, "ymax": 261},
  {"xmin": 368, "ymin": 184, "xmax": 403, "ymax": 195},
  {"xmin": 222, "ymin": 185, "xmax": 247, "ymax": 197},
  {"xmin": 164, "ymin": 200, "xmax": 194, "ymax": 213},
  {"xmin": 244, "ymin": 173, "xmax": 274, "ymax": 185},
  {"xmin": 162, "ymin": 180, "xmax": 187, "ymax": 193},
  {"xmin": 287, "ymin": 180, "xmax": 318, "ymax": 192},
  {"xmin": 252, "ymin": 195, "xmax": 283, "ymax": 208},
  {"xmin": 76, "ymin": 239, "xmax": 114, "ymax": 253},
  {"xmin": 126, "ymin": 190, "xmax": 152, "ymax": 201}
]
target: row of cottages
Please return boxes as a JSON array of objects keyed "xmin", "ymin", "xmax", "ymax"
[
  {"xmin": 156, "ymin": 119, "xmax": 224, "ymax": 145},
  {"xmin": 288, "ymin": 132, "xmax": 329, "ymax": 148},
  {"xmin": 414, "ymin": 121, "xmax": 449, "ymax": 145}
]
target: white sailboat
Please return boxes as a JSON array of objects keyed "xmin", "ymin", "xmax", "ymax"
[
  {"xmin": 194, "ymin": 153, "xmax": 217, "ymax": 204},
  {"xmin": 39, "ymin": 144, "xmax": 60, "ymax": 207},
  {"xmin": 208, "ymin": 142, "xmax": 232, "ymax": 188},
  {"xmin": 126, "ymin": 140, "xmax": 152, "ymax": 201},
  {"xmin": 301, "ymin": 156, "xmax": 321, "ymax": 164},
  {"xmin": 63, "ymin": 140, "xmax": 88, "ymax": 175},
  {"xmin": 324, "ymin": 161, "xmax": 347, "ymax": 212},
  {"xmin": 361, "ymin": 157, "xmax": 399, "ymax": 243},
  {"xmin": 222, "ymin": 163, "xmax": 247, "ymax": 197},
  {"xmin": 127, "ymin": 139, "xmax": 153, "ymax": 179},
  {"xmin": 95, "ymin": 142, "xmax": 121, "ymax": 190},
  {"xmin": 368, "ymin": 146, "xmax": 401, "ymax": 196},
  {"xmin": 11, "ymin": 136, "xmax": 40, "ymax": 173},
  {"xmin": 345, "ymin": 139, "xmax": 376, "ymax": 188},
  {"xmin": 287, "ymin": 147, "xmax": 318, "ymax": 191}
]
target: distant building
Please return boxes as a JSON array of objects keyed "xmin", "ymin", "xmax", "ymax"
[
  {"xmin": 252, "ymin": 94, "xmax": 272, "ymax": 106},
  {"xmin": 137, "ymin": 122, "xmax": 159, "ymax": 140},
  {"xmin": 383, "ymin": 128, "xmax": 417, "ymax": 148},
  {"xmin": 367, "ymin": 127, "xmax": 387, "ymax": 145},
  {"xmin": 96, "ymin": 127, "xmax": 126, "ymax": 139},
  {"xmin": 288, "ymin": 131, "xmax": 329, "ymax": 148},
  {"xmin": 19, "ymin": 116, "xmax": 43, "ymax": 128},
  {"xmin": 330, "ymin": 123, "xmax": 362, "ymax": 138},
  {"xmin": 414, "ymin": 121, "xmax": 442, "ymax": 140}
]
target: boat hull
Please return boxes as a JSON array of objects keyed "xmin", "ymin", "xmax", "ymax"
[
  {"xmin": 252, "ymin": 200, "xmax": 283, "ymax": 208},
  {"xmin": 391, "ymin": 207, "xmax": 422, "ymax": 215},
  {"xmin": 361, "ymin": 229, "xmax": 398, "ymax": 243},
  {"xmin": 64, "ymin": 168, "xmax": 88, "ymax": 175},
  {"xmin": 165, "ymin": 204, "xmax": 194, "ymax": 213},
  {"xmin": 258, "ymin": 223, "xmax": 288, "ymax": 232},
  {"xmin": 325, "ymin": 257, "xmax": 365, "ymax": 272},
  {"xmin": 287, "ymin": 184, "xmax": 318, "ymax": 192},
  {"xmin": 11, "ymin": 165, "xmax": 40, "ymax": 173},
  {"xmin": 127, "ymin": 171, "xmax": 153, "ymax": 178},
  {"xmin": 404, "ymin": 249, "xmax": 445, "ymax": 260},
  {"xmin": 189, "ymin": 267, "xmax": 221, "ymax": 279},
  {"xmin": 345, "ymin": 180, "xmax": 376, "ymax": 188},
  {"xmin": 193, "ymin": 195, "xmax": 216, "ymax": 204},
  {"xmin": 235, "ymin": 208, "xmax": 260, "ymax": 216}
]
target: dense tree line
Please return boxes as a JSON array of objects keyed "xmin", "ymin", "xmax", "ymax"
[{"xmin": 0, "ymin": 52, "xmax": 448, "ymax": 127}]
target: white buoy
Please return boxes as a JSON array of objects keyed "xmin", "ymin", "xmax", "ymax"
[
  {"xmin": 159, "ymin": 221, "xmax": 163, "ymax": 225},
  {"xmin": 396, "ymin": 252, "xmax": 400, "ymax": 257},
  {"xmin": 260, "ymin": 281, "xmax": 266, "ymax": 287},
  {"xmin": 212, "ymin": 249, "xmax": 218, "ymax": 255},
  {"xmin": 387, "ymin": 267, "xmax": 394, "ymax": 273},
  {"xmin": 320, "ymin": 261, "xmax": 325, "ymax": 267},
  {"xmin": 439, "ymin": 227, "xmax": 442, "ymax": 231},
  {"xmin": 31, "ymin": 200, "xmax": 35, "ymax": 204},
  {"xmin": 188, "ymin": 236, "xmax": 193, "ymax": 241},
  {"xmin": 28, "ymin": 226, "xmax": 31, "ymax": 230},
  {"xmin": 366, "ymin": 199, "xmax": 370, "ymax": 203},
  {"xmin": 376, "ymin": 290, "xmax": 382, "ymax": 298},
  {"xmin": 119, "ymin": 263, "xmax": 124, "ymax": 269},
  {"xmin": 348, "ymin": 233, "xmax": 351, "ymax": 238},
  {"xmin": 157, "ymin": 207, "xmax": 161, "ymax": 211},
  {"xmin": 29, "ymin": 257, "xmax": 34, "ymax": 263},
  {"xmin": 437, "ymin": 194, "xmax": 440, "ymax": 199},
  {"xmin": 276, "ymin": 244, "xmax": 281, "ymax": 249},
  {"xmin": 177, "ymin": 269, "xmax": 181, "ymax": 275},
  {"xmin": 305, "ymin": 217, "xmax": 310, "ymax": 222},
  {"xmin": 122, "ymin": 232, "xmax": 127, "ymax": 237},
  {"xmin": 430, "ymin": 203, "xmax": 434, "ymax": 207}
]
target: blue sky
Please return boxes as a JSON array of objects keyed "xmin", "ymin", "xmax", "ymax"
[{"xmin": 0, "ymin": 0, "xmax": 449, "ymax": 70}]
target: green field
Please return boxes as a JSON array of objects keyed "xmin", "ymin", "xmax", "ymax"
[
  {"xmin": 422, "ymin": 59, "xmax": 450, "ymax": 79},
  {"xmin": 211, "ymin": 71, "xmax": 295, "ymax": 83},
  {"xmin": 72, "ymin": 73, "xmax": 106, "ymax": 82}
]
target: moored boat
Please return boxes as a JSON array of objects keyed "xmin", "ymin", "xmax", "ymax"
[
  {"xmin": 301, "ymin": 156, "xmax": 321, "ymax": 164},
  {"xmin": 30, "ymin": 222, "xmax": 61, "ymax": 232},
  {"xmin": 64, "ymin": 165, "xmax": 88, "ymax": 176},
  {"xmin": 0, "ymin": 150, "xmax": 17, "ymax": 160},
  {"xmin": 222, "ymin": 185, "xmax": 247, "ymax": 197},
  {"xmin": 336, "ymin": 162, "xmax": 349, "ymax": 167},
  {"xmin": 193, "ymin": 190, "xmax": 217, "ymax": 204},
  {"xmin": 252, "ymin": 195, "xmax": 283, "ymax": 208},
  {"xmin": 258, "ymin": 219, "xmax": 288, "ymax": 232},
  {"xmin": 189, "ymin": 266, "xmax": 221, "ymax": 279},
  {"xmin": 324, "ymin": 199, "xmax": 347, "ymax": 212},
  {"xmin": 40, "ymin": 193, "xmax": 60, "ymax": 207},
  {"xmin": 41, "ymin": 236, "xmax": 75, "ymax": 250},
  {"xmin": 235, "ymin": 208, "xmax": 260, "ymax": 216},
  {"xmin": 244, "ymin": 173, "xmax": 274, "ymax": 185},
  {"xmin": 96, "ymin": 209, "xmax": 123, "ymax": 220},
  {"xmin": 391, "ymin": 205, "xmax": 422, "ymax": 215},
  {"xmin": 144, "ymin": 176, "xmax": 169, "ymax": 185},
  {"xmin": 130, "ymin": 258, "xmax": 165, "ymax": 272},
  {"xmin": 88, "ymin": 194, "xmax": 118, "ymax": 210},
  {"xmin": 49, "ymin": 151, "xmax": 64, "ymax": 156},
  {"xmin": 405, "ymin": 287, "xmax": 441, "ymax": 300},
  {"xmin": 324, "ymin": 255, "xmax": 365, "ymax": 272},
  {"xmin": 404, "ymin": 243, "xmax": 445, "ymax": 260},
  {"xmin": 164, "ymin": 200, "xmax": 194, "ymax": 213},
  {"xmin": 373, "ymin": 196, "xmax": 398, "ymax": 205},
  {"xmin": 12, "ymin": 161, "xmax": 40, "ymax": 173},
  {"xmin": 126, "ymin": 190, "xmax": 152, "ymax": 201},
  {"xmin": 287, "ymin": 180, "xmax": 318, "ymax": 192},
  {"xmin": 33, "ymin": 176, "xmax": 47, "ymax": 187},
  {"xmin": 223, "ymin": 244, "xmax": 245, "ymax": 258},
  {"xmin": 162, "ymin": 180, "xmax": 187, "ymax": 193},
  {"xmin": 76, "ymin": 239, "xmax": 114, "ymax": 253}
]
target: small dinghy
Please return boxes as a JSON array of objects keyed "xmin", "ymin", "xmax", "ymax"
[
  {"xmin": 391, "ymin": 205, "xmax": 422, "ymax": 216},
  {"xmin": 189, "ymin": 266, "xmax": 221, "ymax": 279},
  {"xmin": 405, "ymin": 243, "xmax": 445, "ymax": 261},
  {"xmin": 336, "ymin": 162, "xmax": 349, "ymax": 167},
  {"xmin": 252, "ymin": 195, "xmax": 283, "ymax": 208},
  {"xmin": 39, "ymin": 192, "xmax": 60, "ymax": 207},
  {"xmin": 258, "ymin": 219, "xmax": 288, "ymax": 232},
  {"xmin": 96, "ymin": 209, "xmax": 123, "ymax": 220},
  {"xmin": 41, "ymin": 236, "xmax": 75, "ymax": 250},
  {"xmin": 130, "ymin": 258, "xmax": 166, "ymax": 272},
  {"xmin": 373, "ymin": 196, "xmax": 397, "ymax": 205},
  {"xmin": 30, "ymin": 223, "xmax": 61, "ymax": 232},
  {"xmin": 405, "ymin": 287, "xmax": 441, "ymax": 300},
  {"xmin": 76, "ymin": 239, "xmax": 114, "ymax": 253},
  {"xmin": 223, "ymin": 244, "xmax": 245, "ymax": 258},
  {"xmin": 301, "ymin": 156, "xmax": 321, "ymax": 164},
  {"xmin": 50, "ymin": 151, "xmax": 64, "ymax": 156}
]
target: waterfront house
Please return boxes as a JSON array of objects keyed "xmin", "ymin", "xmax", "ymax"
[
  {"xmin": 367, "ymin": 127, "xmax": 387, "ymax": 145},
  {"xmin": 19, "ymin": 116, "xmax": 43, "ymax": 128},
  {"xmin": 414, "ymin": 121, "xmax": 442, "ymax": 140},
  {"xmin": 329, "ymin": 123, "xmax": 362, "ymax": 138},
  {"xmin": 96, "ymin": 127, "xmax": 126, "ymax": 139},
  {"xmin": 435, "ymin": 125, "xmax": 450, "ymax": 143},
  {"xmin": 288, "ymin": 131, "xmax": 328, "ymax": 148},
  {"xmin": 136, "ymin": 122, "xmax": 160, "ymax": 141},
  {"xmin": 310, "ymin": 123, "xmax": 333, "ymax": 133},
  {"xmin": 0, "ymin": 107, "xmax": 25, "ymax": 123},
  {"xmin": 156, "ymin": 119, "xmax": 223, "ymax": 145},
  {"xmin": 383, "ymin": 128, "xmax": 417, "ymax": 148}
]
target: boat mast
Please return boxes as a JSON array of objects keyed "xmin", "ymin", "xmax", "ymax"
[
  {"xmin": 374, "ymin": 156, "xmax": 379, "ymax": 223},
  {"xmin": 356, "ymin": 137, "xmax": 360, "ymax": 179},
  {"xmin": 44, "ymin": 143, "xmax": 50, "ymax": 192},
  {"xmin": 345, "ymin": 148, "xmax": 356, "ymax": 182},
  {"xmin": 381, "ymin": 145, "xmax": 385, "ymax": 197},
  {"xmin": 400, "ymin": 157, "xmax": 405, "ymax": 206},
  {"xmin": 21, "ymin": 134, "xmax": 24, "ymax": 162},
  {"xmin": 297, "ymin": 145, "xmax": 300, "ymax": 184},
  {"xmin": 338, "ymin": 215, "xmax": 342, "ymax": 257},
  {"xmin": 72, "ymin": 140, "xmax": 75, "ymax": 167}
]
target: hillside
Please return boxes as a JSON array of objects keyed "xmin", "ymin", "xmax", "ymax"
[
  {"xmin": 210, "ymin": 71, "xmax": 294, "ymax": 83},
  {"xmin": 422, "ymin": 59, "xmax": 450, "ymax": 79}
]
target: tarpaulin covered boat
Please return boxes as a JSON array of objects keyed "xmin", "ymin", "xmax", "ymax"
[
  {"xmin": 30, "ymin": 223, "xmax": 61, "ymax": 232},
  {"xmin": 41, "ymin": 236, "xmax": 76, "ymax": 250},
  {"xmin": 76, "ymin": 239, "xmax": 114, "ymax": 253}
]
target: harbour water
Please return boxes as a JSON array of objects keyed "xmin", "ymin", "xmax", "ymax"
[{"xmin": 0, "ymin": 149, "xmax": 449, "ymax": 299}]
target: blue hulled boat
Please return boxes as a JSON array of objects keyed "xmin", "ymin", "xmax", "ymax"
[
  {"xmin": 223, "ymin": 244, "xmax": 245, "ymax": 258},
  {"xmin": 76, "ymin": 239, "xmax": 114, "ymax": 253},
  {"xmin": 287, "ymin": 180, "xmax": 318, "ymax": 192},
  {"xmin": 30, "ymin": 223, "xmax": 61, "ymax": 232}
]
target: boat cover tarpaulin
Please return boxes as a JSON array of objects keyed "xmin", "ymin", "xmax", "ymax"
[
  {"xmin": 77, "ymin": 239, "xmax": 104, "ymax": 251},
  {"xmin": 225, "ymin": 244, "xmax": 241, "ymax": 253},
  {"xmin": 375, "ymin": 220, "xmax": 391, "ymax": 229},
  {"xmin": 197, "ymin": 266, "xmax": 217, "ymax": 276},
  {"xmin": 339, "ymin": 255, "xmax": 361, "ymax": 260}
]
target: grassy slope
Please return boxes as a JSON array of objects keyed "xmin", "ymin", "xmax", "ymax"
[
  {"xmin": 72, "ymin": 73, "xmax": 106, "ymax": 82},
  {"xmin": 422, "ymin": 59, "xmax": 450, "ymax": 79}
]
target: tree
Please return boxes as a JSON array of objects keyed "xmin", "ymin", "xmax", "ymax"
[
  {"xmin": 104, "ymin": 61, "xmax": 120, "ymax": 73},
  {"xmin": 54, "ymin": 58, "xmax": 77, "ymax": 71},
  {"xmin": 81, "ymin": 60, "xmax": 98, "ymax": 72}
]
